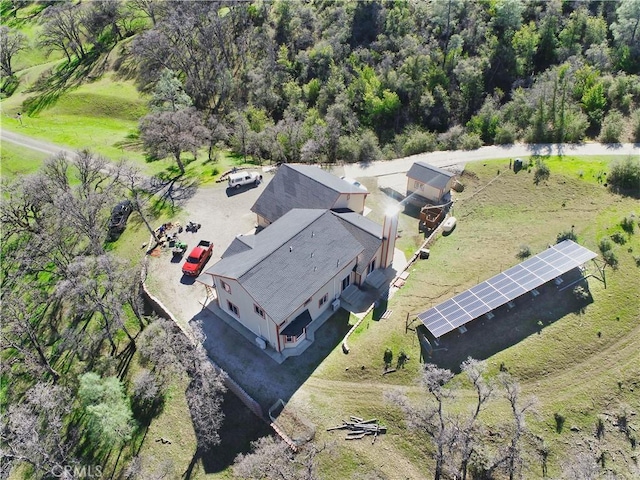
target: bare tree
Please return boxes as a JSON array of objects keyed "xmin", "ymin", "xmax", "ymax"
[
  {"xmin": 128, "ymin": 0, "xmax": 169, "ymax": 27},
  {"xmin": 206, "ymin": 113, "xmax": 229, "ymax": 162},
  {"xmin": 39, "ymin": 2, "xmax": 88, "ymax": 62},
  {"xmin": 0, "ymin": 26, "xmax": 27, "ymax": 77},
  {"xmin": 230, "ymin": 111, "xmax": 250, "ymax": 162},
  {"xmin": 1, "ymin": 383, "xmax": 75, "ymax": 478},
  {"xmin": 185, "ymin": 356, "xmax": 226, "ymax": 451},
  {"xmin": 0, "ymin": 173, "xmax": 50, "ymax": 239},
  {"xmin": 132, "ymin": 1, "xmax": 254, "ymax": 113},
  {"xmin": 497, "ymin": 372, "xmax": 538, "ymax": 480},
  {"xmin": 120, "ymin": 165, "xmax": 160, "ymax": 244},
  {"xmin": 388, "ymin": 364, "xmax": 457, "ymax": 480},
  {"xmin": 275, "ymin": 111, "xmax": 307, "ymax": 163},
  {"xmin": 139, "ymin": 107, "xmax": 209, "ymax": 175},
  {"xmin": 0, "ymin": 283, "xmax": 61, "ymax": 382},
  {"xmin": 233, "ymin": 436, "xmax": 323, "ymax": 480},
  {"xmin": 137, "ymin": 318, "xmax": 226, "ymax": 452},
  {"xmin": 456, "ymin": 357, "xmax": 494, "ymax": 480},
  {"xmin": 55, "ymin": 254, "xmax": 137, "ymax": 355}
]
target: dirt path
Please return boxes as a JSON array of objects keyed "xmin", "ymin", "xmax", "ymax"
[
  {"xmin": 1, "ymin": 128, "xmax": 75, "ymax": 157},
  {"xmin": 342, "ymin": 142, "xmax": 639, "ymax": 179}
]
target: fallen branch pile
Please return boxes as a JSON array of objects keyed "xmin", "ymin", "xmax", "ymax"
[{"xmin": 327, "ymin": 416, "xmax": 387, "ymax": 443}]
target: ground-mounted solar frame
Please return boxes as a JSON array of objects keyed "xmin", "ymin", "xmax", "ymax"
[{"xmin": 417, "ymin": 240, "xmax": 598, "ymax": 339}]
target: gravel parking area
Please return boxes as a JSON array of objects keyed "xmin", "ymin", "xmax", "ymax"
[{"xmin": 145, "ymin": 176, "xmax": 269, "ymax": 323}]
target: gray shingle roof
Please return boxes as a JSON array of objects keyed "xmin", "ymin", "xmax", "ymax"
[
  {"xmin": 205, "ymin": 209, "xmax": 365, "ymax": 324},
  {"xmin": 331, "ymin": 211, "xmax": 383, "ymax": 275},
  {"xmin": 406, "ymin": 162, "xmax": 455, "ymax": 189},
  {"xmin": 221, "ymin": 235, "xmax": 255, "ymax": 258},
  {"xmin": 251, "ymin": 164, "xmax": 367, "ymax": 224}
]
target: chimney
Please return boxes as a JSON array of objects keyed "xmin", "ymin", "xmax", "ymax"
[{"xmin": 381, "ymin": 207, "xmax": 399, "ymax": 268}]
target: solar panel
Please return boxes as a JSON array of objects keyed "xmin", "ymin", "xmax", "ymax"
[{"xmin": 417, "ymin": 240, "xmax": 597, "ymax": 338}]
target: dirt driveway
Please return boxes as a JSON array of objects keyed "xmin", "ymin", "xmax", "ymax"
[{"xmin": 145, "ymin": 176, "xmax": 269, "ymax": 322}]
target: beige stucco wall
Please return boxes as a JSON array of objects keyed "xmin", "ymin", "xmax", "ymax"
[
  {"xmin": 406, "ymin": 178, "xmax": 453, "ymax": 203},
  {"xmin": 357, "ymin": 246, "xmax": 383, "ymax": 285},
  {"xmin": 214, "ymin": 276, "xmax": 278, "ymax": 349},
  {"xmin": 333, "ymin": 193, "xmax": 367, "ymax": 214}
]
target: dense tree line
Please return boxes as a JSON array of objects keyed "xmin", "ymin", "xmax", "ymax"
[
  {"xmin": 6, "ymin": 1, "xmax": 640, "ymax": 167},
  {"xmin": 127, "ymin": 0, "xmax": 640, "ymax": 167}
]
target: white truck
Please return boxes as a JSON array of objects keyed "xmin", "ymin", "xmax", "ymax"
[{"xmin": 228, "ymin": 170, "xmax": 263, "ymax": 189}]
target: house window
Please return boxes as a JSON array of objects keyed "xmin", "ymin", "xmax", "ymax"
[
  {"xmin": 368, "ymin": 259, "xmax": 376, "ymax": 274},
  {"xmin": 285, "ymin": 335, "xmax": 297, "ymax": 343},
  {"xmin": 221, "ymin": 281, "xmax": 231, "ymax": 293},
  {"xmin": 342, "ymin": 275, "xmax": 350, "ymax": 291},
  {"xmin": 319, "ymin": 293, "xmax": 328, "ymax": 307},
  {"xmin": 227, "ymin": 300, "xmax": 239, "ymax": 316},
  {"xmin": 254, "ymin": 304, "xmax": 265, "ymax": 318}
]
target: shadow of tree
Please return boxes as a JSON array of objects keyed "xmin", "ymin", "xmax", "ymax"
[
  {"xmin": 22, "ymin": 47, "xmax": 112, "ymax": 116},
  {"xmin": 145, "ymin": 174, "xmax": 200, "ymax": 214},
  {"xmin": 194, "ymin": 390, "xmax": 273, "ymax": 475}
]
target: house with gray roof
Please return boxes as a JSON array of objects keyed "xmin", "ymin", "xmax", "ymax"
[
  {"xmin": 198, "ymin": 208, "xmax": 397, "ymax": 355},
  {"xmin": 406, "ymin": 161, "xmax": 456, "ymax": 206},
  {"xmin": 251, "ymin": 164, "xmax": 368, "ymax": 227}
]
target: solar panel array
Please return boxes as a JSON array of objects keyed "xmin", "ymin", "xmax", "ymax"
[{"xmin": 418, "ymin": 240, "xmax": 597, "ymax": 339}]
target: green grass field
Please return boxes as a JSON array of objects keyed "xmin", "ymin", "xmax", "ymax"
[
  {"xmin": 0, "ymin": 139, "xmax": 49, "ymax": 179},
  {"xmin": 275, "ymin": 158, "xmax": 639, "ymax": 479}
]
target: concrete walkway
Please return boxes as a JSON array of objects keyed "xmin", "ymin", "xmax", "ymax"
[{"xmin": 341, "ymin": 142, "xmax": 639, "ymax": 179}]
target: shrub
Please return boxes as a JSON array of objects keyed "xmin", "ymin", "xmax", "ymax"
[
  {"xmin": 599, "ymin": 109, "xmax": 625, "ymax": 143},
  {"xmin": 610, "ymin": 232, "xmax": 626, "ymax": 245},
  {"xmin": 633, "ymin": 255, "xmax": 640, "ymax": 267},
  {"xmin": 338, "ymin": 135, "xmax": 360, "ymax": 163},
  {"xmin": 632, "ymin": 109, "xmax": 640, "ymax": 142},
  {"xmin": 573, "ymin": 285, "xmax": 590, "ymax": 301},
  {"xmin": 599, "ymin": 237, "xmax": 613, "ymax": 253},
  {"xmin": 602, "ymin": 249, "xmax": 619, "ymax": 269},
  {"xmin": 0, "ymin": 75, "xmax": 19, "ymax": 98},
  {"xmin": 459, "ymin": 132, "xmax": 483, "ymax": 150},
  {"xmin": 437, "ymin": 125, "xmax": 464, "ymax": 150},
  {"xmin": 557, "ymin": 230, "xmax": 578, "ymax": 243},
  {"xmin": 620, "ymin": 216, "xmax": 635, "ymax": 234},
  {"xmin": 494, "ymin": 122, "xmax": 518, "ymax": 144},
  {"xmin": 596, "ymin": 416, "xmax": 605, "ymax": 439},
  {"xmin": 562, "ymin": 108, "xmax": 589, "ymax": 143},
  {"xmin": 401, "ymin": 128, "xmax": 438, "ymax": 156},
  {"xmin": 534, "ymin": 160, "xmax": 550, "ymax": 184},
  {"xmin": 358, "ymin": 130, "xmax": 383, "ymax": 163},
  {"xmin": 383, "ymin": 348, "xmax": 393, "ymax": 368},
  {"xmin": 608, "ymin": 157, "xmax": 640, "ymax": 195},
  {"xmin": 516, "ymin": 245, "xmax": 532, "ymax": 259},
  {"xmin": 554, "ymin": 412, "xmax": 566, "ymax": 433},
  {"xmin": 397, "ymin": 351, "xmax": 408, "ymax": 368}
]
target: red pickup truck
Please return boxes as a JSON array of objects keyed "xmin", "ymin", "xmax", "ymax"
[{"xmin": 182, "ymin": 240, "xmax": 213, "ymax": 276}]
